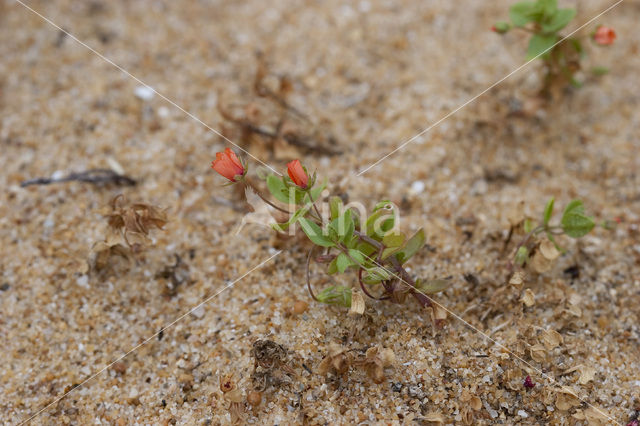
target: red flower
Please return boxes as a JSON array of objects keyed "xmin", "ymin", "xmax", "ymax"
[
  {"xmin": 523, "ymin": 375, "xmax": 535, "ymax": 389},
  {"xmin": 287, "ymin": 159, "xmax": 308, "ymax": 188},
  {"xmin": 593, "ymin": 26, "xmax": 616, "ymax": 45},
  {"xmin": 211, "ymin": 148, "xmax": 245, "ymax": 182}
]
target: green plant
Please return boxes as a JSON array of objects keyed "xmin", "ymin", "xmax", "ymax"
[
  {"xmin": 493, "ymin": 0, "xmax": 616, "ymax": 96},
  {"xmin": 211, "ymin": 151, "xmax": 450, "ymax": 310},
  {"xmin": 510, "ymin": 197, "xmax": 612, "ymax": 273}
]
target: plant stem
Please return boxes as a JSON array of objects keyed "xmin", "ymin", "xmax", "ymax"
[{"xmin": 244, "ymin": 178, "xmax": 290, "ymax": 214}]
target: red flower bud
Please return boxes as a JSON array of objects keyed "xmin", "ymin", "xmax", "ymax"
[
  {"xmin": 211, "ymin": 148, "xmax": 245, "ymax": 182},
  {"xmin": 593, "ymin": 26, "xmax": 616, "ymax": 45},
  {"xmin": 287, "ymin": 159, "xmax": 309, "ymax": 188}
]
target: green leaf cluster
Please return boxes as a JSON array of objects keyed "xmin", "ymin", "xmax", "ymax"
[
  {"xmin": 496, "ymin": 0, "xmax": 576, "ymax": 59},
  {"xmin": 512, "ymin": 197, "xmax": 597, "ymax": 268}
]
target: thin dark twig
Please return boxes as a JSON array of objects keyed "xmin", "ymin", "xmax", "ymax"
[
  {"xmin": 21, "ymin": 168, "xmax": 137, "ymax": 188},
  {"xmin": 306, "ymin": 247, "xmax": 319, "ymax": 302}
]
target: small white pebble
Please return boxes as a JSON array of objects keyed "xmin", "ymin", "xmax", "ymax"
[
  {"xmin": 518, "ymin": 410, "xmax": 528, "ymax": 418},
  {"xmin": 411, "ymin": 181, "xmax": 425, "ymax": 194},
  {"xmin": 158, "ymin": 106, "xmax": 170, "ymax": 117},
  {"xmin": 76, "ymin": 275, "xmax": 89, "ymax": 289},
  {"xmin": 134, "ymin": 85, "xmax": 155, "ymax": 101},
  {"xmin": 191, "ymin": 306, "xmax": 205, "ymax": 319},
  {"xmin": 51, "ymin": 170, "xmax": 65, "ymax": 180}
]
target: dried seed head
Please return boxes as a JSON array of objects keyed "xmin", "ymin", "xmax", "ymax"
[
  {"xmin": 102, "ymin": 195, "xmax": 168, "ymax": 250},
  {"xmin": 251, "ymin": 339, "xmax": 288, "ymax": 370},
  {"xmin": 219, "ymin": 374, "xmax": 243, "ymax": 403}
]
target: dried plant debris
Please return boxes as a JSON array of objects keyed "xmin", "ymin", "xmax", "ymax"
[
  {"xmin": 21, "ymin": 168, "xmax": 136, "ymax": 187},
  {"xmin": 219, "ymin": 374, "xmax": 245, "ymax": 424},
  {"xmin": 156, "ymin": 254, "xmax": 192, "ymax": 297},
  {"xmin": 103, "ymin": 194, "xmax": 168, "ymax": 249},
  {"xmin": 218, "ymin": 55, "xmax": 341, "ymax": 157},
  {"xmin": 317, "ymin": 343, "xmax": 395, "ymax": 384},
  {"xmin": 250, "ymin": 339, "xmax": 296, "ymax": 391},
  {"xmin": 353, "ymin": 345, "xmax": 396, "ymax": 384},
  {"xmin": 90, "ymin": 195, "xmax": 168, "ymax": 271}
]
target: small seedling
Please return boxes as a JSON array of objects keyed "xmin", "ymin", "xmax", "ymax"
[
  {"xmin": 493, "ymin": 0, "xmax": 615, "ymax": 96},
  {"xmin": 510, "ymin": 197, "xmax": 611, "ymax": 273},
  {"xmin": 211, "ymin": 150, "xmax": 450, "ymax": 311}
]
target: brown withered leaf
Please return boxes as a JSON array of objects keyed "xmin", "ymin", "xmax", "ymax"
[
  {"xmin": 103, "ymin": 194, "xmax": 168, "ymax": 249},
  {"xmin": 90, "ymin": 241, "xmax": 132, "ymax": 272},
  {"xmin": 555, "ymin": 386, "xmax": 580, "ymax": 410},
  {"xmin": 521, "ymin": 289, "xmax": 535, "ymax": 307},
  {"xmin": 354, "ymin": 346, "xmax": 395, "ymax": 384},
  {"xmin": 317, "ymin": 343, "xmax": 352, "ymax": 376},
  {"xmin": 541, "ymin": 329, "xmax": 563, "ymax": 350}
]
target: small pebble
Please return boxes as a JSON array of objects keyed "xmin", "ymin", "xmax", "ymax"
[
  {"xmin": 191, "ymin": 305, "xmax": 205, "ymax": 319},
  {"xmin": 410, "ymin": 181, "xmax": 425, "ymax": 194},
  {"xmin": 134, "ymin": 85, "xmax": 155, "ymax": 101},
  {"xmin": 292, "ymin": 300, "xmax": 309, "ymax": 316},
  {"xmin": 247, "ymin": 390, "xmax": 262, "ymax": 407}
]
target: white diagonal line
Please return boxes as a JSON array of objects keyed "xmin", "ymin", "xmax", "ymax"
[
  {"xmin": 357, "ymin": 0, "xmax": 625, "ymax": 176},
  {"xmin": 18, "ymin": 250, "xmax": 282, "ymax": 425},
  {"xmin": 13, "ymin": 0, "xmax": 281, "ymax": 176}
]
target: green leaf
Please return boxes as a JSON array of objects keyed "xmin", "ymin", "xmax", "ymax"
[
  {"xmin": 493, "ymin": 21, "xmax": 511, "ymax": 34},
  {"xmin": 328, "ymin": 210, "xmax": 354, "ymax": 243},
  {"xmin": 266, "ymin": 175, "xmax": 293, "ymax": 204},
  {"xmin": 298, "ymin": 217, "xmax": 334, "ymax": 247},
  {"xmin": 329, "ymin": 196, "xmax": 343, "ymax": 221},
  {"xmin": 415, "ymin": 278, "xmax": 450, "ymax": 294},
  {"xmin": 523, "ymin": 218, "xmax": 534, "ymax": 234},
  {"xmin": 515, "ymin": 246, "xmax": 529, "ymax": 266},
  {"xmin": 316, "ymin": 285, "xmax": 352, "ymax": 307},
  {"xmin": 327, "ymin": 257, "xmax": 338, "ymax": 274},
  {"xmin": 335, "ymin": 249, "xmax": 366, "ymax": 273},
  {"xmin": 527, "ymin": 33, "xmax": 558, "ymax": 59},
  {"xmin": 561, "ymin": 200, "xmax": 595, "ymax": 238},
  {"xmin": 537, "ymin": 0, "xmax": 558, "ymax": 17},
  {"xmin": 381, "ymin": 246, "xmax": 402, "ymax": 260},
  {"xmin": 366, "ymin": 267, "xmax": 391, "ymax": 281},
  {"xmin": 356, "ymin": 241, "xmax": 377, "ymax": 258},
  {"xmin": 541, "ymin": 8, "xmax": 575, "ymax": 33},
  {"xmin": 543, "ymin": 197, "xmax": 555, "ymax": 226},
  {"xmin": 395, "ymin": 229, "xmax": 425, "ymax": 264},
  {"xmin": 382, "ymin": 233, "xmax": 405, "ymax": 248},
  {"xmin": 349, "ymin": 249, "xmax": 366, "ymax": 268},
  {"xmin": 509, "ymin": 1, "xmax": 536, "ymax": 26},
  {"xmin": 271, "ymin": 205, "xmax": 310, "ymax": 232},
  {"xmin": 335, "ymin": 253, "xmax": 350, "ymax": 273},
  {"xmin": 366, "ymin": 201, "xmax": 397, "ymax": 238}
]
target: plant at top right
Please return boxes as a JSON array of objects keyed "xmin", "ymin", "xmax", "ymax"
[{"xmin": 493, "ymin": 0, "xmax": 616, "ymax": 97}]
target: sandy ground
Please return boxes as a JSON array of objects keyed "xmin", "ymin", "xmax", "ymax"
[{"xmin": 1, "ymin": 0, "xmax": 639, "ymax": 424}]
